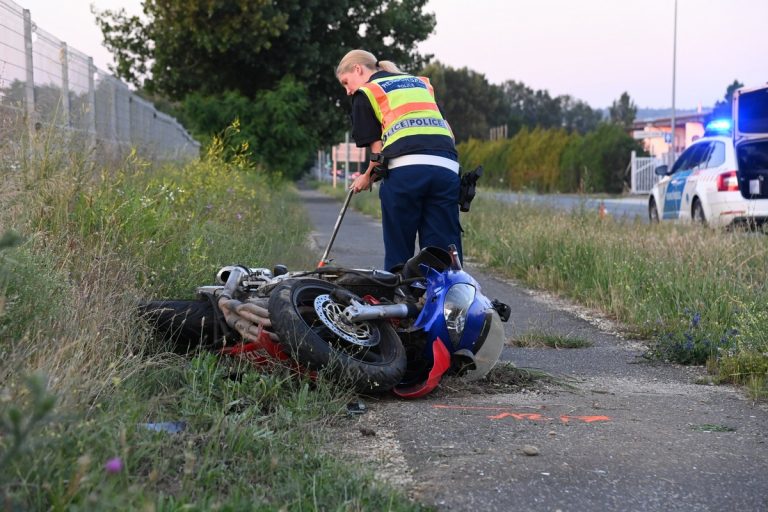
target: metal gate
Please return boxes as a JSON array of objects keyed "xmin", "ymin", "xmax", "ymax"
[{"xmin": 630, "ymin": 151, "xmax": 665, "ymax": 194}]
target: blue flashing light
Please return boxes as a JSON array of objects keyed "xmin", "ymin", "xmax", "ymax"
[{"xmin": 705, "ymin": 118, "xmax": 732, "ymax": 135}]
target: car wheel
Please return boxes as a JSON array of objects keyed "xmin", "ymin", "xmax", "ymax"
[
  {"xmin": 648, "ymin": 198, "xmax": 660, "ymax": 223},
  {"xmin": 692, "ymin": 199, "xmax": 706, "ymax": 225}
]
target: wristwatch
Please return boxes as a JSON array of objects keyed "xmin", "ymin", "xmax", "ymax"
[{"xmin": 370, "ymin": 153, "xmax": 384, "ymax": 164}]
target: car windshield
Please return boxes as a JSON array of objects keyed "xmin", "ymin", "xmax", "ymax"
[{"xmin": 737, "ymin": 140, "xmax": 768, "ymax": 172}]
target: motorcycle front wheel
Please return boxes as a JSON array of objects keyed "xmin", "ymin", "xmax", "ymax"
[{"xmin": 268, "ymin": 278, "xmax": 406, "ymax": 393}]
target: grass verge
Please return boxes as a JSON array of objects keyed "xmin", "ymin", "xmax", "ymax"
[
  {"xmin": 463, "ymin": 196, "xmax": 768, "ymax": 391},
  {"xmin": 0, "ymin": 127, "xmax": 423, "ymax": 510},
  {"xmin": 511, "ymin": 331, "xmax": 593, "ymax": 349}
]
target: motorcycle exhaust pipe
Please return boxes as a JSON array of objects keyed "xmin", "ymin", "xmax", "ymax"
[
  {"xmin": 221, "ymin": 266, "xmax": 248, "ymax": 299},
  {"xmin": 343, "ymin": 302, "xmax": 420, "ymax": 322},
  {"xmin": 216, "ymin": 266, "xmax": 273, "ymax": 285}
]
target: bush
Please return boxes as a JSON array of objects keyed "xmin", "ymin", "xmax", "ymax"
[
  {"xmin": 560, "ymin": 123, "xmax": 645, "ymax": 193},
  {"xmin": 458, "ymin": 123, "xmax": 644, "ymax": 193},
  {"xmin": 179, "ymin": 77, "xmax": 317, "ymax": 179}
]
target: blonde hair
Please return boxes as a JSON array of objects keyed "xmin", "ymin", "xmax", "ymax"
[{"xmin": 335, "ymin": 49, "xmax": 403, "ymax": 76}]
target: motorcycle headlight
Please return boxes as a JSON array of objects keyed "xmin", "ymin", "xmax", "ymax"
[{"xmin": 443, "ymin": 283, "xmax": 476, "ymax": 348}]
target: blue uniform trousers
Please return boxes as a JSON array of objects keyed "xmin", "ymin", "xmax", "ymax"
[{"xmin": 378, "ymin": 164, "xmax": 462, "ymax": 271}]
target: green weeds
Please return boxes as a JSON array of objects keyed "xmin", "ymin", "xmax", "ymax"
[
  {"xmin": 2, "ymin": 355, "xmax": 419, "ymax": 510},
  {"xmin": 0, "ymin": 126, "xmax": 422, "ymax": 509},
  {"xmin": 0, "ymin": 374, "xmax": 56, "ymax": 470},
  {"xmin": 511, "ymin": 330, "xmax": 593, "ymax": 349},
  {"xmin": 462, "ymin": 197, "xmax": 768, "ymax": 390}
]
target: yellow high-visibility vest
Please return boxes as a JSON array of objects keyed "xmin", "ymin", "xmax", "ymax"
[{"xmin": 358, "ymin": 75, "xmax": 453, "ymax": 150}]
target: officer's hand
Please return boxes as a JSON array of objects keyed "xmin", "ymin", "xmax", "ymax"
[{"xmin": 349, "ymin": 172, "xmax": 373, "ymax": 194}]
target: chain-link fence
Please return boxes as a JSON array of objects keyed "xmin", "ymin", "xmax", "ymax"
[{"xmin": 0, "ymin": 0, "xmax": 199, "ymax": 161}]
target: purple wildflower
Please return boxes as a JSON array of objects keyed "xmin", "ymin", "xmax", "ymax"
[
  {"xmin": 104, "ymin": 457, "xmax": 123, "ymax": 474},
  {"xmin": 691, "ymin": 313, "xmax": 701, "ymax": 328}
]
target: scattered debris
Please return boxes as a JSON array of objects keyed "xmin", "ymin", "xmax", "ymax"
[
  {"xmin": 347, "ymin": 399, "xmax": 368, "ymax": 415},
  {"xmin": 140, "ymin": 421, "xmax": 187, "ymax": 434},
  {"xmin": 522, "ymin": 445, "xmax": 540, "ymax": 456}
]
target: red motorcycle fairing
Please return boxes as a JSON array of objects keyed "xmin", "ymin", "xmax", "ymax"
[
  {"xmin": 220, "ymin": 330, "xmax": 316, "ymax": 379},
  {"xmin": 392, "ymin": 337, "xmax": 451, "ymax": 399}
]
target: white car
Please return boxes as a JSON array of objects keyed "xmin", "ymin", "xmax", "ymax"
[{"xmin": 648, "ymin": 84, "xmax": 768, "ymax": 228}]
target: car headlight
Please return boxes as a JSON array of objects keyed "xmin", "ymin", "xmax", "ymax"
[{"xmin": 443, "ymin": 283, "xmax": 476, "ymax": 348}]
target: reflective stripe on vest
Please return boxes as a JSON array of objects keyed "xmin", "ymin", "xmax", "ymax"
[{"xmin": 359, "ymin": 75, "xmax": 453, "ymax": 149}]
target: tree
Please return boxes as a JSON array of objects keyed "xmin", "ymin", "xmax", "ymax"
[
  {"xmin": 179, "ymin": 78, "xmax": 316, "ymax": 179},
  {"xmin": 708, "ymin": 79, "xmax": 744, "ymax": 121},
  {"xmin": 499, "ymin": 81, "xmax": 601, "ymax": 135},
  {"xmin": 560, "ymin": 123, "xmax": 644, "ymax": 193},
  {"xmin": 559, "ymin": 95, "xmax": 603, "ymax": 135},
  {"xmin": 608, "ymin": 92, "xmax": 637, "ymax": 130},
  {"xmin": 421, "ymin": 61, "xmax": 507, "ymax": 142},
  {"xmin": 94, "ymin": 0, "xmax": 436, "ymax": 146}
]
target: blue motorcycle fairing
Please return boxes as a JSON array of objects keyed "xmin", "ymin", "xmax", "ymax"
[{"xmin": 413, "ymin": 265, "xmax": 493, "ymax": 361}]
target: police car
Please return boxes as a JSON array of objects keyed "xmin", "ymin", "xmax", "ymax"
[{"xmin": 648, "ymin": 84, "xmax": 768, "ymax": 228}]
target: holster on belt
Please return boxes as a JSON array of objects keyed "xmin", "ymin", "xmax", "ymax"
[
  {"xmin": 371, "ymin": 160, "xmax": 389, "ymax": 182},
  {"xmin": 458, "ymin": 165, "xmax": 483, "ymax": 212}
]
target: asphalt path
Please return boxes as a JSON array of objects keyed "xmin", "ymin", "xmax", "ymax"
[
  {"xmin": 298, "ymin": 187, "xmax": 768, "ymax": 512},
  {"xmin": 488, "ymin": 191, "xmax": 650, "ymax": 222}
]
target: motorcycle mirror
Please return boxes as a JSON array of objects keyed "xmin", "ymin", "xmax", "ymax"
[{"xmin": 448, "ymin": 244, "xmax": 462, "ymax": 271}]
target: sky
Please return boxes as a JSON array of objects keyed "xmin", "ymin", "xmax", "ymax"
[{"xmin": 10, "ymin": 0, "xmax": 768, "ymax": 109}]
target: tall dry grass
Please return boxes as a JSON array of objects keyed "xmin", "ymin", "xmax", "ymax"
[
  {"xmin": 464, "ymin": 196, "xmax": 768, "ymax": 388},
  {"xmin": 1, "ymin": 122, "xmax": 422, "ymax": 509}
]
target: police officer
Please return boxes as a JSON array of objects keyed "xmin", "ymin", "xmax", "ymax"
[{"xmin": 336, "ymin": 49, "xmax": 462, "ymax": 271}]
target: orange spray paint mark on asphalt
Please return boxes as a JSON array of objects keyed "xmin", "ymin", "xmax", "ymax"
[
  {"xmin": 433, "ymin": 404, "xmax": 611, "ymax": 424},
  {"xmin": 488, "ymin": 412, "xmax": 547, "ymax": 421},
  {"xmin": 560, "ymin": 415, "xmax": 611, "ymax": 424},
  {"xmin": 433, "ymin": 404, "xmax": 533, "ymax": 412}
]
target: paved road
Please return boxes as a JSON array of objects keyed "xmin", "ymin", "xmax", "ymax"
[
  {"xmin": 489, "ymin": 191, "xmax": 650, "ymax": 222},
  {"xmin": 299, "ymin": 188, "xmax": 768, "ymax": 512}
]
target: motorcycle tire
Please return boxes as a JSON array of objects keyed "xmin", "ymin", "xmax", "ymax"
[
  {"xmin": 139, "ymin": 298, "xmax": 229, "ymax": 353},
  {"xmin": 268, "ymin": 278, "xmax": 406, "ymax": 393}
]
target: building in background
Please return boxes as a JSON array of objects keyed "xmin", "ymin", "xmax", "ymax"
[{"xmin": 632, "ymin": 110, "xmax": 710, "ymax": 158}]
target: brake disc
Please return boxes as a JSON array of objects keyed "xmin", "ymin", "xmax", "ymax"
[{"xmin": 314, "ymin": 294, "xmax": 380, "ymax": 347}]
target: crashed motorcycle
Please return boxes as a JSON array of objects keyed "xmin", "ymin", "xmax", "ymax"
[
  {"xmin": 142, "ymin": 165, "xmax": 501, "ymax": 397},
  {"xmin": 141, "ymin": 244, "xmax": 510, "ymax": 398}
]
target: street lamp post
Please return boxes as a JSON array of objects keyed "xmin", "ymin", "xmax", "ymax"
[{"xmin": 670, "ymin": 0, "xmax": 678, "ymax": 167}]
